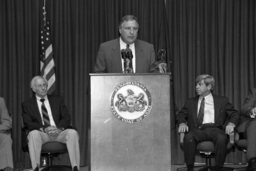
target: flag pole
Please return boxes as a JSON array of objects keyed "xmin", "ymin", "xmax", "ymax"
[{"xmin": 43, "ymin": 0, "xmax": 46, "ymax": 26}]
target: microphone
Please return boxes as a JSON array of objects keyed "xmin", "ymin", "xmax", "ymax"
[
  {"xmin": 150, "ymin": 49, "xmax": 167, "ymax": 73},
  {"xmin": 126, "ymin": 48, "xmax": 133, "ymax": 72},
  {"xmin": 121, "ymin": 48, "xmax": 133, "ymax": 73}
]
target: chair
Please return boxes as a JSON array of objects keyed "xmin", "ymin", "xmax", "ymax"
[
  {"xmin": 21, "ymin": 127, "xmax": 72, "ymax": 171},
  {"xmin": 234, "ymin": 121, "xmax": 249, "ymax": 171},
  {"xmin": 178, "ymin": 131, "xmax": 234, "ymax": 171},
  {"xmin": 40, "ymin": 141, "xmax": 71, "ymax": 171}
]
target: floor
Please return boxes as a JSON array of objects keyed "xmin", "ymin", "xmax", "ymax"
[{"xmin": 18, "ymin": 163, "xmax": 248, "ymax": 171}]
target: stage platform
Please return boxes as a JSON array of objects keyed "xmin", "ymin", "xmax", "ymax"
[{"xmin": 18, "ymin": 163, "xmax": 248, "ymax": 171}]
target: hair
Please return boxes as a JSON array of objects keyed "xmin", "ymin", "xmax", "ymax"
[
  {"xmin": 195, "ymin": 74, "xmax": 215, "ymax": 91},
  {"xmin": 30, "ymin": 75, "xmax": 48, "ymax": 90},
  {"xmin": 119, "ymin": 15, "xmax": 139, "ymax": 28}
]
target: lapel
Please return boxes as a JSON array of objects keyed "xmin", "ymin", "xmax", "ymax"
[
  {"xmin": 111, "ymin": 39, "xmax": 122, "ymax": 72},
  {"xmin": 213, "ymin": 95, "xmax": 220, "ymax": 123},
  {"xmin": 31, "ymin": 97, "xmax": 43, "ymax": 123},
  {"xmin": 48, "ymin": 96, "xmax": 57, "ymax": 123},
  {"xmin": 135, "ymin": 40, "xmax": 144, "ymax": 71},
  {"xmin": 193, "ymin": 97, "xmax": 199, "ymax": 124}
]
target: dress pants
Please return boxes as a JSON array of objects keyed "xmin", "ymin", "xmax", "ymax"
[
  {"xmin": 183, "ymin": 127, "xmax": 228, "ymax": 167},
  {"xmin": 27, "ymin": 129, "xmax": 80, "ymax": 170},
  {"xmin": 0, "ymin": 133, "xmax": 13, "ymax": 170},
  {"xmin": 246, "ymin": 119, "xmax": 256, "ymax": 160}
]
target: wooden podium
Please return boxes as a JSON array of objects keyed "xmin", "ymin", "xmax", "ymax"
[{"xmin": 90, "ymin": 73, "xmax": 171, "ymax": 171}]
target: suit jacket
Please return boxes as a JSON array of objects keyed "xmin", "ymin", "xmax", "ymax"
[
  {"xmin": 22, "ymin": 95, "xmax": 71, "ymax": 131},
  {"xmin": 0, "ymin": 97, "xmax": 12, "ymax": 133},
  {"xmin": 241, "ymin": 88, "xmax": 256, "ymax": 117},
  {"xmin": 94, "ymin": 38, "xmax": 156, "ymax": 73},
  {"xmin": 177, "ymin": 94, "xmax": 239, "ymax": 130},
  {"xmin": 238, "ymin": 88, "xmax": 256, "ymax": 133}
]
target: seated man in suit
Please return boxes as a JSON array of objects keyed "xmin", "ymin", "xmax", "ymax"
[
  {"xmin": 0, "ymin": 97, "xmax": 13, "ymax": 171},
  {"xmin": 240, "ymin": 88, "xmax": 256, "ymax": 171},
  {"xmin": 22, "ymin": 76, "xmax": 80, "ymax": 171},
  {"xmin": 94, "ymin": 14, "xmax": 158, "ymax": 73},
  {"xmin": 177, "ymin": 74, "xmax": 239, "ymax": 171}
]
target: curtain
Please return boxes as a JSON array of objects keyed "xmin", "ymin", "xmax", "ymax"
[
  {"xmin": 2, "ymin": 0, "xmax": 255, "ymax": 168},
  {"xmin": 0, "ymin": 0, "xmax": 170, "ymax": 168},
  {"xmin": 167, "ymin": 0, "xmax": 256, "ymax": 164}
]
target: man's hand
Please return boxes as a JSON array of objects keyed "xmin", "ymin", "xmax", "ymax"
[
  {"xmin": 178, "ymin": 123, "xmax": 189, "ymax": 133},
  {"xmin": 250, "ymin": 107, "xmax": 256, "ymax": 118},
  {"xmin": 158, "ymin": 63, "xmax": 167, "ymax": 73},
  {"xmin": 225, "ymin": 122, "xmax": 235, "ymax": 135},
  {"xmin": 44, "ymin": 126, "xmax": 63, "ymax": 137}
]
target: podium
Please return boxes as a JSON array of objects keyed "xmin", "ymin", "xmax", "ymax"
[{"xmin": 90, "ymin": 73, "xmax": 171, "ymax": 171}]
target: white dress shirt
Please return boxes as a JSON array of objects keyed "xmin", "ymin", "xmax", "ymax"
[{"xmin": 197, "ymin": 93, "xmax": 215, "ymax": 124}]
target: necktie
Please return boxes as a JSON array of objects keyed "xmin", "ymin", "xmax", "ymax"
[
  {"xmin": 40, "ymin": 98, "xmax": 50, "ymax": 126},
  {"xmin": 126, "ymin": 44, "xmax": 133, "ymax": 73},
  {"xmin": 197, "ymin": 97, "xmax": 205, "ymax": 126}
]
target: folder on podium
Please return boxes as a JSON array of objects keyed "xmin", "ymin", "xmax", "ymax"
[{"xmin": 90, "ymin": 73, "xmax": 171, "ymax": 171}]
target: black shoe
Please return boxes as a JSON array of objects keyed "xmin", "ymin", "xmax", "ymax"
[
  {"xmin": 187, "ymin": 165, "xmax": 194, "ymax": 171},
  {"xmin": 34, "ymin": 167, "xmax": 39, "ymax": 171},
  {"xmin": 73, "ymin": 166, "xmax": 78, "ymax": 171},
  {"xmin": 247, "ymin": 167, "xmax": 256, "ymax": 171},
  {"xmin": 248, "ymin": 157, "xmax": 256, "ymax": 171},
  {"xmin": 211, "ymin": 166, "xmax": 222, "ymax": 171}
]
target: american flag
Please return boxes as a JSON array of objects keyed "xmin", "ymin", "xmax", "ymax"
[{"xmin": 40, "ymin": 6, "xmax": 56, "ymax": 94}]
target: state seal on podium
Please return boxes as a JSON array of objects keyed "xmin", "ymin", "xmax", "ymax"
[{"xmin": 110, "ymin": 81, "xmax": 152, "ymax": 124}]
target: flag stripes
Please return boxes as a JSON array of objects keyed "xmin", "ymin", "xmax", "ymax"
[{"xmin": 40, "ymin": 12, "xmax": 56, "ymax": 94}]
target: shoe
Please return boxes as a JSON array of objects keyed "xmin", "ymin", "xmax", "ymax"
[
  {"xmin": 187, "ymin": 165, "xmax": 194, "ymax": 171},
  {"xmin": 73, "ymin": 166, "xmax": 79, "ymax": 171},
  {"xmin": 247, "ymin": 157, "xmax": 256, "ymax": 171},
  {"xmin": 34, "ymin": 167, "xmax": 39, "ymax": 171},
  {"xmin": 211, "ymin": 166, "xmax": 222, "ymax": 171}
]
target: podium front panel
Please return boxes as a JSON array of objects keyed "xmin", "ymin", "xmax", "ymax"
[{"xmin": 90, "ymin": 74, "xmax": 171, "ymax": 171}]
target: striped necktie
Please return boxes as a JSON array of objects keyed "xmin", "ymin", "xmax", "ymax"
[{"xmin": 40, "ymin": 98, "xmax": 50, "ymax": 126}]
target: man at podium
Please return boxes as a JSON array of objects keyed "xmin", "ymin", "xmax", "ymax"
[{"xmin": 94, "ymin": 14, "xmax": 156, "ymax": 73}]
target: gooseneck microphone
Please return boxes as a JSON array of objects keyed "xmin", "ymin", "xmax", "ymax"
[{"xmin": 121, "ymin": 48, "xmax": 133, "ymax": 73}]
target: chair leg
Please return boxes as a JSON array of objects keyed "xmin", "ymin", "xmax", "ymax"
[
  {"xmin": 41, "ymin": 156, "xmax": 48, "ymax": 167},
  {"xmin": 206, "ymin": 157, "xmax": 211, "ymax": 167}
]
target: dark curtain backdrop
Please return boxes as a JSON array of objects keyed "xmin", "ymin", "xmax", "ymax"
[
  {"xmin": 1, "ymin": 0, "xmax": 256, "ymax": 169},
  {"xmin": 0, "ymin": 0, "xmax": 170, "ymax": 169},
  {"xmin": 167, "ymin": 0, "xmax": 256, "ymax": 164}
]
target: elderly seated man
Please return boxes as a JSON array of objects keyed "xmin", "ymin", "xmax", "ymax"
[{"xmin": 22, "ymin": 76, "xmax": 80, "ymax": 171}]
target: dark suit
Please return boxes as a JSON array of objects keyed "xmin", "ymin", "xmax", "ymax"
[
  {"xmin": 240, "ymin": 88, "xmax": 256, "ymax": 160},
  {"xmin": 177, "ymin": 94, "xmax": 239, "ymax": 167},
  {"xmin": 22, "ymin": 95, "xmax": 80, "ymax": 170},
  {"xmin": 94, "ymin": 38, "xmax": 156, "ymax": 73},
  {"xmin": 22, "ymin": 95, "xmax": 70, "ymax": 131}
]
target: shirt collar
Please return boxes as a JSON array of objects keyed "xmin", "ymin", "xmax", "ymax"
[
  {"xmin": 119, "ymin": 37, "xmax": 135, "ymax": 49},
  {"xmin": 199, "ymin": 93, "xmax": 213, "ymax": 101},
  {"xmin": 36, "ymin": 95, "xmax": 48, "ymax": 101}
]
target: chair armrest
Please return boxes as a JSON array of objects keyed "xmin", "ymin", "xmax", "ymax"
[
  {"xmin": 179, "ymin": 131, "xmax": 234, "ymax": 148},
  {"xmin": 179, "ymin": 132, "xmax": 185, "ymax": 145},
  {"xmin": 229, "ymin": 132, "xmax": 234, "ymax": 145}
]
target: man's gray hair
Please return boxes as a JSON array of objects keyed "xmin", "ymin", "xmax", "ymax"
[
  {"xmin": 30, "ymin": 75, "xmax": 48, "ymax": 90},
  {"xmin": 119, "ymin": 14, "xmax": 139, "ymax": 28}
]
